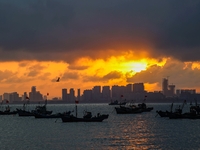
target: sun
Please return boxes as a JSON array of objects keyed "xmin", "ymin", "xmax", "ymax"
[
  {"xmin": 120, "ymin": 61, "xmax": 147, "ymax": 73},
  {"xmin": 131, "ymin": 62, "xmax": 147, "ymax": 72}
]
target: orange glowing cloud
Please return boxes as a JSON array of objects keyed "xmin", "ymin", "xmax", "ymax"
[{"xmin": 0, "ymin": 55, "xmax": 200, "ymax": 98}]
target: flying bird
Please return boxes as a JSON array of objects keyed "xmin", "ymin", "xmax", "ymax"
[{"xmin": 56, "ymin": 77, "xmax": 60, "ymax": 82}]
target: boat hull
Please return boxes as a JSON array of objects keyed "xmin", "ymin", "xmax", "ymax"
[
  {"xmin": 0, "ymin": 111, "xmax": 18, "ymax": 115},
  {"xmin": 34, "ymin": 113, "xmax": 63, "ymax": 118},
  {"xmin": 156, "ymin": 110, "xmax": 171, "ymax": 117},
  {"xmin": 61, "ymin": 114, "xmax": 109, "ymax": 122},
  {"xmin": 16, "ymin": 109, "xmax": 34, "ymax": 117},
  {"xmin": 115, "ymin": 107, "xmax": 143, "ymax": 114}
]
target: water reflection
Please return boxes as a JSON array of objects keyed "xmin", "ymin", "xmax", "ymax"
[
  {"xmin": 1, "ymin": 104, "xmax": 200, "ymax": 150},
  {"xmin": 90, "ymin": 112, "xmax": 160, "ymax": 150}
]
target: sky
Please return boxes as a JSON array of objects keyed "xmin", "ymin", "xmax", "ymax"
[{"xmin": 0, "ymin": 0, "xmax": 200, "ymax": 98}]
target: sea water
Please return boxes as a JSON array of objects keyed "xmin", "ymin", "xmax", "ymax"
[{"xmin": 0, "ymin": 103, "xmax": 200, "ymax": 150}]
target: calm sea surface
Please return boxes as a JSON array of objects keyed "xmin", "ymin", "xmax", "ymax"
[{"xmin": 0, "ymin": 103, "xmax": 200, "ymax": 150}]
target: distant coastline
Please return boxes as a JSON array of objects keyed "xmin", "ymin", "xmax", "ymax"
[{"xmin": 10, "ymin": 97, "xmax": 193, "ymax": 105}]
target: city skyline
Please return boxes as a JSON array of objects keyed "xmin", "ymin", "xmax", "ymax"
[
  {"xmin": 0, "ymin": 77, "xmax": 199, "ymax": 100},
  {"xmin": 0, "ymin": 1, "xmax": 200, "ymax": 97},
  {"xmin": 0, "ymin": 78, "xmax": 198, "ymax": 103},
  {"xmin": 1, "ymin": 1, "xmax": 200, "ymax": 150}
]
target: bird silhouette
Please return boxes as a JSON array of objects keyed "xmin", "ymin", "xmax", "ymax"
[{"xmin": 56, "ymin": 77, "xmax": 60, "ymax": 82}]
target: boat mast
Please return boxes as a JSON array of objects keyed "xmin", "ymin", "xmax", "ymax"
[
  {"xmin": 75, "ymin": 100, "xmax": 79, "ymax": 117},
  {"xmin": 75, "ymin": 105, "xmax": 77, "ymax": 117}
]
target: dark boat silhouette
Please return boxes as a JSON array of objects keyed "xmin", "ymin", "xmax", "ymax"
[
  {"xmin": 61, "ymin": 104, "xmax": 109, "ymax": 122},
  {"xmin": 109, "ymin": 100, "xmax": 126, "ymax": 105},
  {"xmin": 115, "ymin": 104, "xmax": 143, "ymax": 114},
  {"xmin": 156, "ymin": 110, "xmax": 171, "ymax": 117},
  {"xmin": 169, "ymin": 100, "xmax": 200, "ymax": 119},
  {"xmin": 17, "ymin": 108, "xmax": 34, "ymax": 116},
  {"xmin": 156, "ymin": 99, "xmax": 200, "ymax": 119},
  {"xmin": 0, "ymin": 100, "xmax": 18, "ymax": 115},
  {"xmin": 0, "ymin": 106, "xmax": 18, "ymax": 115},
  {"xmin": 156, "ymin": 100, "xmax": 187, "ymax": 118},
  {"xmin": 16, "ymin": 102, "xmax": 34, "ymax": 116},
  {"xmin": 138, "ymin": 103, "xmax": 154, "ymax": 112},
  {"xmin": 61, "ymin": 111, "xmax": 109, "ymax": 122},
  {"xmin": 17, "ymin": 105, "xmax": 52, "ymax": 116},
  {"xmin": 115, "ymin": 102, "xmax": 153, "ymax": 114},
  {"xmin": 17, "ymin": 100, "xmax": 52, "ymax": 116},
  {"xmin": 156, "ymin": 103, "xmax": 175, "ymax": 117},
  {"xmin": 31, "ymin": 105, "xmax": 52, "ymax": 115},
  {"xmin": 34, "ymin": 111, "xmax": 71, "ymax": 119}
]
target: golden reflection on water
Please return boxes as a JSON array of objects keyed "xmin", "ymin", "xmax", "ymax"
[{"xmin": 105, "ymin": 114, "xmax": 159, "ymax": 150}]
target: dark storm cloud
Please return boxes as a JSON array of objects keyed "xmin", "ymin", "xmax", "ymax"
[
  {"xmin": 68, "ymin": 65, "xmax": 89, "ymax": 71},
  {"xmin": 83, "ymin": 70, "xmax": 123, "ymax": 82},
  {"xmin": 0, "ymin": 70, "xmax": 15, "ymax": 82},
  {"xmin": 27, "ymin": 64, "xmax": 46, "ymax": 77},
  {"xmin": 102, "ymin": 71, "xmax": 123, "ymax": 80},
  {"xmin": 0, "ymin": 70, "xmax": 28, "ymax": 83},
  {"xmin": 0, "ymin": 0, "xmax": 200, "ymax": 62},
  {"xmin": 127, "ymin": 59, "xmax": 200, "ymax": 88},
  {"xmin": 62, "ymin": 72, "xmax": 79, "ymax": 80}
]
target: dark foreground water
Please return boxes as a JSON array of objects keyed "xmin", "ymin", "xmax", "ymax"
[{"xmin": 0, "ymin": 103, "xmax": 200, "ymax": 150}]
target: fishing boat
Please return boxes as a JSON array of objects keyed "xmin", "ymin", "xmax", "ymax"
[
  {"xmin": 61, "ymin": 102, "xmax": 109, "ymax": 122},
  {"xmin": 34, "ymin": 111, "xmax": 71, "ymax": 119},
  {"xmin": 61, "ymin": 111, "xmax": 109, "ymax": 122},
  {"xmin": 17, "ymin": 108, "xmax": 34, "ymax": 116},
  {"xmin": 115, "ymin": 104, "xmax": 143, "ymax": 114},
  {"xmin": 32, "ymin": 105, "xmax": 52, "ymax": 115},
  {"xmin": 0, "ymin": 106, "xmax": 18, "ymax": 115},
  {"xmin": 115, "ymin": 102, "xmax": 153, "ymax": 114},
  {"xmin": 137, "ymin": 103, "xmax": 154, "ymax": 112},
  {"xmin": 156, "ymin": 110, "xmax": 171, "ymax": 117},
  {"xmin": 31, "ymin": 99, "xmax": 52, "ymax": 115},
  {"xmin": 168, "ymin": 101, "xmax": 188, "ymax": 119},
  {"xmin": 109, "ymin": 100, "xmax": 126, "ymax": 105},
  {"xmin": 16, "ymin": 98, "xmax": 52, "ymax": 116},
  {"xmin": 156, "ymin": 103, "xmax": 174, "ymax": 117},
  {"xmin": 34, "ymin": 113, "xmax": 63, "ymax": 118},
  {"xmin": 17, "ymin": 104, "xmax": 52, "ymax": 116},
  {"xmin": 190, "ymin": 99, "xmax": 200, "ymax": 114},
  {"xmin": 169, "ymin": 101, "xmax": 200, "ymax": 119},
  {"xmin": 16, "ymin": 100, "xmax": 35, "ymax": 116},
  {"xmin": 0, "ymin": 100, "xmax": 18, "ymax": 115}
]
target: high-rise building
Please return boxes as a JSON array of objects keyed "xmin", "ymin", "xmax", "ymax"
[
  {"xmin": 162, "ymin": 78, "xmax": 168, "ymax": 96},
  {"xmin": 83, "ymin": 89, "xmax": 92, "ymax": 102},
  {"xmin": 3, "ymin": 93, "xmax": 9, "ymax": 101},
  {"xmin": 29, "ymin": 86, "xmax": 43, "ymax": 101},
  {"xmin": 30, "ymin": 86, "xmax": 36, "ymax": 101},
  {"xmin": 176, "ymin": 89, "xmax": 196, "ymax": 99},
  {"xmin": 62, "ymin": 89, "xmax": 67, "ymax": 101},
  {"xmin": 77, "ymin": 89, "xmax": 81, "ymax": 102},
  {"xmin": 31, "ymin": 86, "xmax": 36, "ymax": 93},
  {"xmin": 111, "ymin": 85, "xmax": 119, "ymax": 100},
  {"xmin": 36, "ymin": 91, "xmax": 43, "ymax": 101},
  {"xmin": 111, "ymin": 85, "xmax": 126, "ymax": 100},
  {"xmin": 102, "ymin": 86, "xmax": 111, "ymax": 100},
  {"xmin": 176, "ymin": 89, "xmax": 196, "ymax": 95},
  {"xmin": 126, "ymin": 84, "xmax": 133, "ymax": 93},
  {"xmin": 168, "ymin": 84, "xmax": 175, "ymax": 97},
  {"xmin": 69, "ymin": 88, "xmax": 75, "ymax": 102},
  {"xmin": 23, "ymin": 92, "xmax": 28, "ymax": 100},
  {"xmin": 133, "ymin": 83, "xmax": 144, "ymax": 93},
  {"xmin": 9, "ymin": 92, "xmax": 20, "ymax": 102},
  {"xmin": 92, "ymin": 86, "xmax": 101, "ymax": 102}
]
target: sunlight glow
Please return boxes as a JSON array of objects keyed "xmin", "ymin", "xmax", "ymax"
[
  {"xmin": 131, "ymin": 62, "xmax": 147, "ymax": 72},
  {"xmin": 0, "ymin": 55, "xmax": 169, "ymax": 97},
  {"xmin": 191, "ymin": 62, "xmax": 200, "ymax": 70}
]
